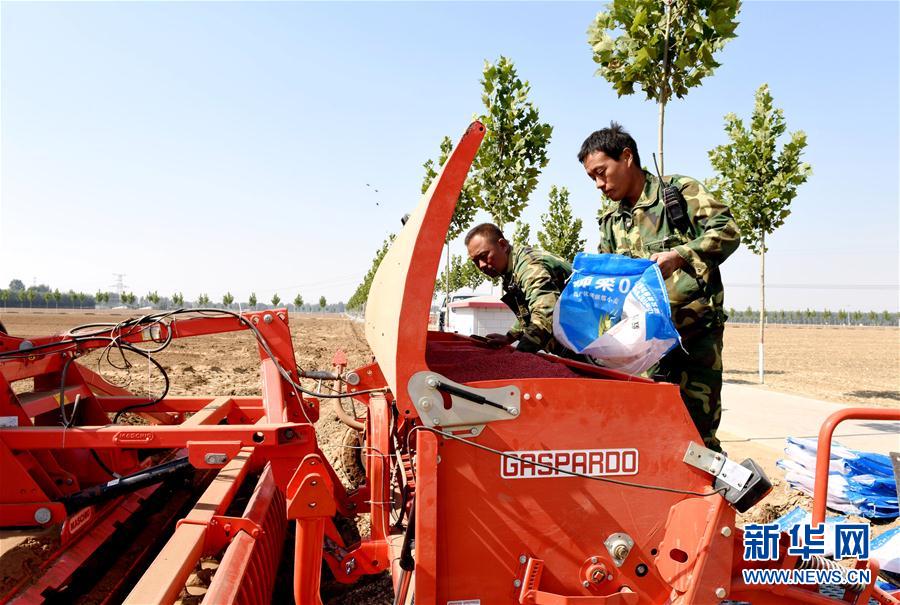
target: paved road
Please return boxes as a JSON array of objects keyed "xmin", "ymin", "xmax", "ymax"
[{"xmin": 717, "ymin": 383, "xmax": 899, "ymax": 467}]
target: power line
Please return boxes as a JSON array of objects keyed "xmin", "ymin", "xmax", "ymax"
[{"xmin": 725, "ymin": 283, "xmax": 898, "ymax": 290}]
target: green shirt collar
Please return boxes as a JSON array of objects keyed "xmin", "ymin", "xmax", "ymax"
[
  {"xmin": 614, "ymin": 170, "xmax": 660, "ymax": 214},
  {"xmin": 502, "ymin": 244, "xmax": 520, "ymax": 285}
]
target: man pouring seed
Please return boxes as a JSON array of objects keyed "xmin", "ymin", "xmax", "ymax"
[{"xmin": 579, "ymin": 122, "xmax": 740, "ymax": 452}]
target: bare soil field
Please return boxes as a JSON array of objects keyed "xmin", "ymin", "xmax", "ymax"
[
  {"xmin": 1, "ymin": 311, "xmax": 897, "ymax": 603},
  {"xmin": 723, "ymin": 323, "xmax": 900, "ymax": 407},
  {"xmin": 0, "ymin": 311, "xmax": 383, "ymax": 604}
]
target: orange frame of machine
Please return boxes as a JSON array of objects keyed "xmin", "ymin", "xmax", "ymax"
[
  {"xmin": 0, "ymin": 309, "xmax": 358, "ymax": 604},
  {"xmin": 1, "ymin": 120, "xmax": 897, "ymax": 605},
  {"xmin": 360, "ymin": 121, "xmax": 898, "ymax": 605},
  {"xmin": 0, "ymin": 311, "xmax": 315, "ymax": 528}
]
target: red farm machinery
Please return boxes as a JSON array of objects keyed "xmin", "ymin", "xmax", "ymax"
[{"xmin": 1, "ymin": 121, "xmax": 898, "ymax": 605}]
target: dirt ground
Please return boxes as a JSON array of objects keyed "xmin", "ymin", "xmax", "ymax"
[
  {"xmin": 723, "ymin": 324, "xmax": 899, "ymax": 408},
  {"xmin": 1, "ymin": 311, "xmax": 897, "ymax": 603},
  {"xmin": 1, "ymin": 311, "xmax": 384, "ymax": 604}
]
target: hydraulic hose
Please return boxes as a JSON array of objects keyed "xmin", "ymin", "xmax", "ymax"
[
  {"xmin": 61, "ymin": 457, "xmax": 192, "ymax": 512},
  {"xmin": 392, "ymin": 499, "xmax": 416, "ymax": 605}
]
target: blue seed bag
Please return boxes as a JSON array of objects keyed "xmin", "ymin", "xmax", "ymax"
[{"xmin": 552, "ymin": 253, "xmax": 680, "ymax": 374}]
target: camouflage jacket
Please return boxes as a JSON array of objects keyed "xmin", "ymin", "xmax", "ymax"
[
  {"xmin": 598, "ymin": 171, "xmax": 740, "ymax": 340},
  {"xmin": 501, "ymin": 245, "xmax": 572, "ymax": 354}
]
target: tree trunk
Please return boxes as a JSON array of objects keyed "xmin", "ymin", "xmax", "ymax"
[
  {"xmin": 758, "ymin": 230, "xmax": 766, "ymax": 384},
  {"xmin": 658, "ymin": 0, "xmax": 673, "ymax": 176},
  {"xmin": 445, "ymin": 241, "xmax": 450, "ymax": 308},
  {"xmin": 658, "ymin": 102, "xmax": 666, "ymax": 176}
]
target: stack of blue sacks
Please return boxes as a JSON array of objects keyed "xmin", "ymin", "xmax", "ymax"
[{"xmin": 777, "ymin": 437, "xmax": 898, "ymax": 519}]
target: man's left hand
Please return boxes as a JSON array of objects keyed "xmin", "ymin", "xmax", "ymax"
[
  {"xmin": 650, "ymin": 250, "xmax": 685, "ymax": 279},
  {"xmin": 484, "ymin": 333, "xmax": 513, "ymax": 348}
]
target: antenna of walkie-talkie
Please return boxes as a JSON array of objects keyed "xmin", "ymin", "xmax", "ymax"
[{"xmin": 652, "ymin": 152, "xmax": 667, "ymax": 184}]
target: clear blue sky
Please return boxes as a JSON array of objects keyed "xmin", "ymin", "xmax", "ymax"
[{"xmin": 2, "ymin": 1, "xmax": 898, "ymax": 312}]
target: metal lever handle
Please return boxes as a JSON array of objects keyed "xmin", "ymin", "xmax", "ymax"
[{"xmin": 433, "ymin": 381, "xmax": 506, "ymax": 411}]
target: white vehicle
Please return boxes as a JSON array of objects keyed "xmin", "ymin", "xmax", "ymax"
[
  {"xmin": 437, "ymin": 294, "xmax": 476, "ymax": 332},
  {"xmin": 438, "ymin": 293, "xmax": 516, "ymax": 336}
]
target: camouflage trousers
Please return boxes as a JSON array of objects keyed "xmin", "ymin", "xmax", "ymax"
[{"xmin": 650, "ymin": 327, "xmax": 724, "ymax": 452}]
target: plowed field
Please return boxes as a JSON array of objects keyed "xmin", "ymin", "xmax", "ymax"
[
  {"xmin": 1, "ymin": 311, "xmax": 897, "ymax": 603},
  {"xmin": 723, "ymin": 323, "xmax": 899, "ymax": 408}
]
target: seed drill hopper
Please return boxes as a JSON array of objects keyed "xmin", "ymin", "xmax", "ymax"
[{"xmin": 1, "ymin": 122, "xmax": 897, "ymax": 604}]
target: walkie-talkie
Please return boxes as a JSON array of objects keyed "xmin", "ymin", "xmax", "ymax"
[
  {"xmin": 652, "ymin": 154, "xmax": 710, "ymax": 298},
  {"xmin": 652, "ymin": 153, "xmax": 691, "ymax": 235}
]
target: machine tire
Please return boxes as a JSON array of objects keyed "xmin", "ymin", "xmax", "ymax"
[{"xmin": 336, "ymin": 426, "xmax": 367, "ymax": 489}]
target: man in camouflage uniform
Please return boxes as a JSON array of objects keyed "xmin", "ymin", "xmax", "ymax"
[
  {"xmin": 578, "ymin": 123, "xmax": 740, "ymax": 451},
  {"xmin": 465, "ymin": 223, "xmax": 575, "ymax": 357}
]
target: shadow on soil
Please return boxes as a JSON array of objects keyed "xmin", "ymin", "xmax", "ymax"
[
  {"xmin": 845, "ymin": 389, "xmax": 900, "ymax": 401},
  {"xmin": 854, "ymin": 421, "xmax": 900, "ymax": 433}
]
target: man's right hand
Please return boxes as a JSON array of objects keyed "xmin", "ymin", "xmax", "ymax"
[{"xmin": 484, "ymin": 333, "xmax": 513, "ymax": 348}]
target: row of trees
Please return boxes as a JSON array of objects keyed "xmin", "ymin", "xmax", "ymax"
[
  {"xmin": 729, "ymin": 308, "xmax": 898, "ymax": 327},
  {"xmin": 350, "ymin": 0, "xmax": 819, "ymax": 385},
  {"xmin": 1, "ymin": 280, "xmax": 338, "ymax": 312},
  {"xmin": 587, "ymin": 0, "xmax": 808, "ymax": 384},
  {"xmin": 0, "ymin": 282, "xmax": 98, "ymax": 309},
  {"xmin": 347, "ymin": 56, "xmax": 586, "ymax": 310},
  {"xmin": 185, "ymin": 292, "xmax": 333, "ymax": 311},
  {"xmin": 349, "ymin": 2, "xmax": 753, "ymax": 306}
]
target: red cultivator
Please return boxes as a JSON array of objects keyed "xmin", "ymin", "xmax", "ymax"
[{"xmin": 1, "ymin": 122, "xmax": 897, "ymax": 604}]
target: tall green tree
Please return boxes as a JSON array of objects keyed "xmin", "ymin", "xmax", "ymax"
[
  {"xmin": 438, "ymin": 255, "xmax": 486, "ymax": 295},
  {"xmin": 148, "ymin": 291, "xmax": 161, "ymax": 308},
  {"xmin": 587, "ymin": 0, "xmax": 740, "ymax": 174},
  {"xmin": 422, "ymin": 57, "xmax": 551, "ymax": 302},
  {"xmin": 318, "ymin": 296, "xmax": 327, "ymax": 310},
  {"xmin": 471, "ymin": 56, "xmax": 553, "ymax": 229},
  {"xmin": 271, "ymin": 293, "xmax": 281, "ymax": 307},
  {"xmin": 53, "ymin": 289, "xmax": 62, "ymax": 309},
  {"xmin": 512, "ymin": 220, "xmax": 531, "ymax": 247},
  {"xmin": 172, "ymin": 292, "xmax": 184, "ymax": 307},
  {"xmin": 707, "ymin": 84, "xmax": 811, "ymax": 384},
  {"xmin": 348, "ymin": 235, "xmax": 395, "ymax": 310},
  {"xmin": 0, "ymin": 290, "xmax": 8, "ymax": 309},
  {"xmin": 248, "ymin": 292, "xmax": 257, "ymax": 309},
  {"xmin": 536, "ymin": 186, "xmax": 585, "ymax": 263},
  {"xmin": 294, "ymin": 294, "xmax": 304, "ymax": 310},
  {"xmin": 222, "ymin": 292, "xmax": 234, "ymax": 308},
  {"xmin": 197, "ymin": 293, "xmax": 210, "ymax": 306}
]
